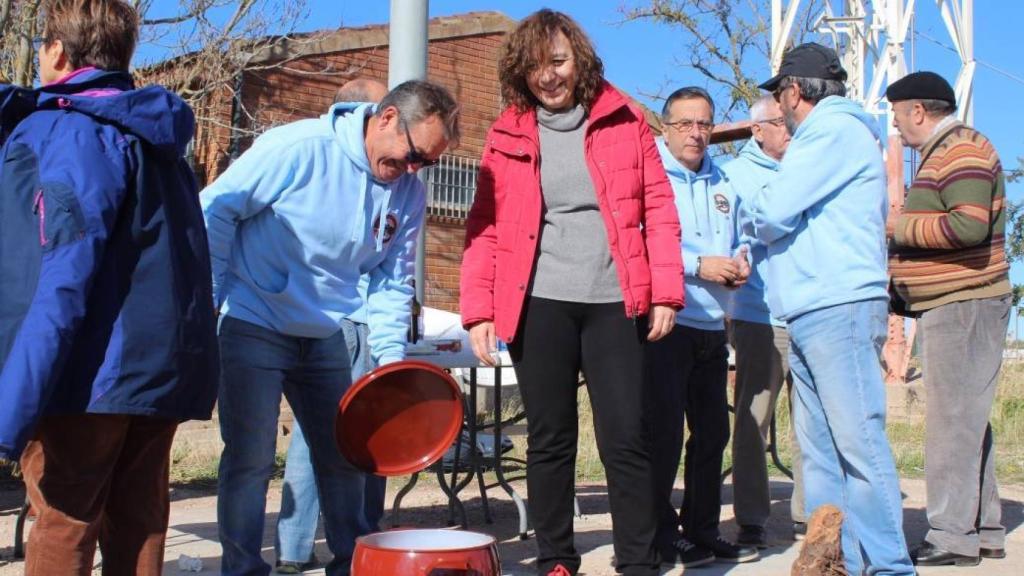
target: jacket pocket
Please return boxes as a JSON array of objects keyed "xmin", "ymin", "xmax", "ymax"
[
  {"xmin": 488, "ymin": 138, "xmax": 532, "ymax": 224},
  {"xmin": 488, "ymin": 136, "xmax": 531, "ymax": 161},
  {"xmin": 37, "ymin": 182, "xmax": 86, "ymax": 251}
]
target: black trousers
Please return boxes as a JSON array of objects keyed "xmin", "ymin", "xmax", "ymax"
[
  {"xmin": 646, "ymin": 324, "xmax": 730, "ymax": 548},
  {"xmin": 508, "ymin": 297, "xmax": 659, "ymax": 576}
]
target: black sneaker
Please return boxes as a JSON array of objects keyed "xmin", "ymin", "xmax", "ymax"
[
  {"xmin": 793, "ymin": 521, "xmax": 807, "ymax": 541},
  {"xmin": 660, "ymin": 537, "xmax": 715, "ymax": 568},
  {"xmin": 274, "ymin": 556, "xmax": 319, "ymax": 574},
  {"xmin": 737, "ymin": 525, "xmax": 768, "ymax": 549},
  {"xmin": 980, "ymin": 547, "xmax": 1006, "ymax": 559},
  {"xmin": 696, "ymin": 536, "xmax": 759, "ymax": 563}
]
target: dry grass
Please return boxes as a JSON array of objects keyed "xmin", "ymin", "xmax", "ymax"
[
  {"xmin": 570, "ymin": 360, "xmax": 1024, "ymax": 485},
  {"xmin": 168, "ymin": 445, "xmax": 221, "ymax": 488},
  {"xmin": 168, "ymin": 445, "xmax": 286, "ymax": 489},
  {"xmin": 879, "ymin": 360, "xmax": 1024, "ymax": 483},
  {"xmin": 157, "ymin": 360, "xmax": 1024, "ymax": 487},
  {"xmin": 989, "ymin": 361, "xmax": 1024, "ymax": 482}
]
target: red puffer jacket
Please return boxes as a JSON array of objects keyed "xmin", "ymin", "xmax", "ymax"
[{"xmin": 460, "ymin": 82, "xmax": 684, "ymax": 343}]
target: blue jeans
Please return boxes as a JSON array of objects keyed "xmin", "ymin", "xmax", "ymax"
[
  {"xmin": 216, "ymin": 316, "xmax": 370, "ymax": 576},
  {"xmin": 275, "ymin": 319, "xmax": 388, "ymax": 564},
  {"xmin": 787, "ymin": 299, "xmax": 913, "ymax": 576}
]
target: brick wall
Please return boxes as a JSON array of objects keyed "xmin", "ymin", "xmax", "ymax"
[
  {"xmin": 424, "ymin": 217, "xmax": 467, "ymax": 312},
  {"xmin": 178, "ymin": 15, "xmax": 510, "ymax": 317},
  {"xmin": 191, "ymin": 26, "xmax": 506, "ymax": 182}
]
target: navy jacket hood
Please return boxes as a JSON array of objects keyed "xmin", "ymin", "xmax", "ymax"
[{"xmin": 4, "ymin": 69, "xmax": 194, "ymax": 157}]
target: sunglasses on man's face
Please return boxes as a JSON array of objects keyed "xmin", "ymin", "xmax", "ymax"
[
  {"xmin": 772, "ymin": 83, "xmax": 797, "ymax": 103},
  {"xmin": 401, "ymin": 119, "xmax": 440, "ymax": 169}
]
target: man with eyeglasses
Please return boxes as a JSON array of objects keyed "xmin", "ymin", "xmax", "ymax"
[
  {"xmin": 723, "ymin": 92, "xmax": 806, "ymax": 548},
  {"xmin": 745, "ymin": 43, "xmax": 913, "ymax": 575},
  {"xmin": 647, "ymin": 86, "xmax": 756, "ymax": 567},
  {"xmin": 272, "ymin": 77, "xmax": 390, "ymax": 575},
  {"xmin": 199, "ymin": 80, "xmax": 459, "ymax": 576}
]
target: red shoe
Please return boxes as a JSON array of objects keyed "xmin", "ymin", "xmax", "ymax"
[{"xmin": 546, "ymin": 564, "xmax": 573, "ymax": 576}]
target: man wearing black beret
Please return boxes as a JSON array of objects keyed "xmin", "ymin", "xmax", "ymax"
[{"xmin": 887, "ymin": 71, "xmax": 1010, "ymax": 567}]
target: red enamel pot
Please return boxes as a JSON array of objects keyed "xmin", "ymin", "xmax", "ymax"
[
  {"xmin": 335, "ymin": 359, "xmax": 464, "ymax": 476},
  {"xmin": 352, "ymin": 529, "xmax": 500, "ymax": 576}
]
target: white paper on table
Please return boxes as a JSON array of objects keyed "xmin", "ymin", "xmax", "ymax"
[{"xmin": 405, "ymin": 307, "xmax": 517, "ymax": 385}]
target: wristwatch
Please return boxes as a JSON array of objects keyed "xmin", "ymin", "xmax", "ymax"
[{"xmin": 695, "ymin": 256, "xmax": 702, "ymax": 278}]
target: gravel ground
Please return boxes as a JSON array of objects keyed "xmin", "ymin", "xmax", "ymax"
[{"xmin": 1, "ymin": 475, "xmax": 1022, "ymax": 575}]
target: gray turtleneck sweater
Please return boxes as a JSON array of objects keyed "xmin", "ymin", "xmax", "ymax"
[{"xmin": 530, "ymin": 104, "xmax": 621, "ymax": 303}]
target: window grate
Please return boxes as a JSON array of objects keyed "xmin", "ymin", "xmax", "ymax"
[{"xmin": 424, "ymin": 154, "xmax": 478, "ymax": 219}]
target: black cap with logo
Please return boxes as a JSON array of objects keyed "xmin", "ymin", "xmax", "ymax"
[{"xmin": 759, "ymin": 42, "xmax": 848, "ymax": 92}]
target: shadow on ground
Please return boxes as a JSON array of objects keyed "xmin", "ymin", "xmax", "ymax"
[{"xmin": 5, "ymin": 477, "xmax": 1024, "ymax": 575}]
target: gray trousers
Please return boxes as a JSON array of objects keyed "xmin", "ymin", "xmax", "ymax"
[
  {"xmin": 729, "ymin": 319, "xmax": 805, "ymax": 527},
  {"xmin": 919, "ymin": 294, "xmax": 1009, "ymax": 555}
]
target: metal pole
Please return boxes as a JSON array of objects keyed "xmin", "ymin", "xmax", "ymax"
[
  {"xmin": 389, "ymin": 0, "xmax": 429, "ymax": 307},
  {"xmin": 388, "ymin": 0, "xmax": 428, "ymax": 89},
  {"xmin": 961, "ymin": 0, "xmax": 974, "ymax": 126},
  {"xmin": 771, "ymin": 0, "xmax": 782, "ymax": 72}
]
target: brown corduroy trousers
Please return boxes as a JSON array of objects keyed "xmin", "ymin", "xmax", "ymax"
[{"xmin": 20, "ymin": 414, "xmax": 178, "ymax": 576}]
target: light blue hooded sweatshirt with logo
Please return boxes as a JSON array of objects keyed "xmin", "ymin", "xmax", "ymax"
[
  {"xmin": 200, "ymin": 102, "xmax": 424, "ymax": 365},
  {"xmin": 724, "ymin": 139, "xmax": 785, "ymax": 327},
  {"xmin": 657, "ymin": 138, "xmax": 738, "ymax": 331},
  {"xmin": 742, "ymin": 96, "xmax": 888, "ymax": 322}
]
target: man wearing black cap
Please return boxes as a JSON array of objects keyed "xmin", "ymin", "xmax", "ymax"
[
  {"xmin": 740, "ymin": 42, "xmax": 914, "ymax": 576},
  {"xmin": 888, "ymin": 71, "xmax": 1010, "ymax": 567}
]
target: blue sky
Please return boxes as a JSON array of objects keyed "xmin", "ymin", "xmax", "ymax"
[{"xmin": 145, "ymin": 0, "xmax": 1024, "ymax": 316}]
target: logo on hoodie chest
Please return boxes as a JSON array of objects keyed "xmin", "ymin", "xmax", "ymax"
[
  {"xmin": 713, "ymin": 193, "xmax": 731, "ymax": 214},
  {"xmin": 373, "ymin": 211, "xmax": 399, "ymax": 245}
]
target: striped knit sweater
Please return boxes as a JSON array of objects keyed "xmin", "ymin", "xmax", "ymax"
[{"xmin": 889, "ymin": 121, "xmax": 1009, "ymax": 311}]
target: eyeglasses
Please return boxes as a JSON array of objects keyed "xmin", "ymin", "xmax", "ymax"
[
  {"xmin": 401, "ymin": 118, "xmax": 440, "ymax": 169},
  {"xmin": 756, "ymin": 117, "xmax": 786, "ymax": 127},
  {"xmin": 663, "ymin": 119, "xmax": 714, "ymax": 134},
  {"xmin": 772, "ymin": 83, "xmax": 794, "ymax": 102}
]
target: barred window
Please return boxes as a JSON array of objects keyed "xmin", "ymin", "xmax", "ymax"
[{"xmin": 423, "ymin": 154, "xmax": 479, "ymax": 219}]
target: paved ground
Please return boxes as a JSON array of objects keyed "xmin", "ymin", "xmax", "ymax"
[{"xmin": 1, "ymin": 475, "xmax": 1022, "ymax": 575}]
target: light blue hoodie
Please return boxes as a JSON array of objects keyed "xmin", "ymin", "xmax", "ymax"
[
  {"xmin": 742, "ymin": 96, "xmax": 888, "ymax": 322},
  {"xmin": 657, "ymin": 138, "xmax": 738, "ymax": 331},
  {"xmin": 348, "ymin": 277, "xmax": 370, "ymax": 325},
  {"xmin": 200, "ymin": 102, "xmax": 424, "ymax": 365},
  {"xmin": 723, "ymin": 139, "xmax": 785, "ymax": 327}
]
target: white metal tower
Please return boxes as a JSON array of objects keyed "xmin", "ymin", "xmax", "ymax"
[{"xmin": 771, "ymin": 0, "xmax": 975, "ymax": 130}]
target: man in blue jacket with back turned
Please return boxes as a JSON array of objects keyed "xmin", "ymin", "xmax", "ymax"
[
  {"xmin": 201, "ymin": 79, "xmax": 459, "ymax": 576},
  {"xmin": 0, "ymin": 1, "xmax": 218, "ymax": 573},
  {"xmin": 745, "ymin": 43, "xmax": 913, "ymax": 575}
]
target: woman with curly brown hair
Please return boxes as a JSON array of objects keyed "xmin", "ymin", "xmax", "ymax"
[{"xmin": 459, "ymin": 9, "xmax": 684, "ymax": 576}]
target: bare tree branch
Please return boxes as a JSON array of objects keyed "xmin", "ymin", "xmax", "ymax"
[
  {"xmin": 141, "ymin": 0, "xmax": 216, "ymax": 26},
  {"xmin": 619, "ymin": 0, "xmax": 825, "ymax": 125},
  {"xmin": 0, "ymin": 0, "xmax": 15, "ymax": 33},
  {"xmin": 12, "ymin": 0, "xmax": 43, "ymax": 87}
]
